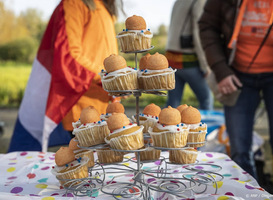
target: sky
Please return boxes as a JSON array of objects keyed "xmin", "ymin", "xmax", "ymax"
[{"xmin": 5, "ymin": 0, "xmax": 176, "ymax": 31}]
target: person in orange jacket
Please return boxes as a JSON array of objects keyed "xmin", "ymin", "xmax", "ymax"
[
  {"xmin": 61, "ymin": 0, "xmax": 121, "ymax": 131},
  {"xmin": 8, "ymin": 0, "xmax": 123, "ymax": 152}
]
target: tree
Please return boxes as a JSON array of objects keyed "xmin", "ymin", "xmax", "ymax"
[
  {"xmin": 19, "ymin": 9, "xmax": 47, "ymax": 41},
  {"xmin": 157, "ymin": 24, "xmax": 167, "ymax": 36}
]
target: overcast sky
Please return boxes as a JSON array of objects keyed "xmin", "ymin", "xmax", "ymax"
[{"xmin": 5, "ymin": 0, "xmax": 176, "ymax": 31}]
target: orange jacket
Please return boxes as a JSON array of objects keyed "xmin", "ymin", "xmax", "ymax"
[{"xmin": 61, "ymin": 0, "xmax": 118, "ymax": 130}]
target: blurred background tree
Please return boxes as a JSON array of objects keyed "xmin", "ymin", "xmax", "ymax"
[{"xmin": 0, "ymin": 1, "xmax": 46, "ymax": 63}]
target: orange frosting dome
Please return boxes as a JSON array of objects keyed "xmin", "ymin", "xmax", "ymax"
[
  {"xmin": 180, "ymin": 106, "xmax": 201, "ymax": 124},
  {"xmin": 106, "ymin": 113, "xmax": 130, "ymax": 132},
  {"xmin": 55, "ymin": 147, "xmax": 75, "ymax": 167},
  {"xmin": 146, "ymin": 52, "xmax": 169, "ymax": 70},
  {"xmin": 104, "ymin": 54, "xmax": 127, "ymax": 73},
  {"xmin": 143, "ymin": 103, "xmax": 161, "ymax": 117},
  {"xmin": 177, "ymin": 104, "xmax": 188, "ymax": 114},
  {"xmin": 68, "ymin": 138, "xmax": 80, "ymax": 151},
  {"xmin": 159, "ymin": 106, "xmax": 181, "ymax": 125},
  {"xmin": 125, "ymin": 15, "xmax": 146, "ymax": 30},
  {"xmin": 106, "ymin": 102, "xmax": 125, "ymax": 114},
  {"xmin": 80, "ymin": 106, "xmax": 100, "ymax": 124},
  {"xmin": 139, "ymin": 53, "xmax": 151, "ymax": 70}
]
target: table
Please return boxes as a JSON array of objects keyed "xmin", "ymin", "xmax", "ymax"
[{"xmin": 0, "ymin": 151, "xmax": 272, "ymax": 200}]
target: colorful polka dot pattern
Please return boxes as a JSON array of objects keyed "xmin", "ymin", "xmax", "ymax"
[{"xmin": 0, "ymin": 151, "xmax": 271, "ymax": 199}]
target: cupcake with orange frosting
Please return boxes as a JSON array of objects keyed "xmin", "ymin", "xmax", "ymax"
[
  {"xmin": 148, "ymin": 106, "xmax": 189, "ymax": 148},
  {"xmin": 169, "ymin": 148, "xmax": 198, "ymax": 164},
  {"xmin": 69, "ymin": 138, "xmax": 95, "ymax": 168},
  {"xmin": 135, "ymin": 139, "xmax": 161, "ymax": 161},
  {"xmin": 73, "ymin": 106, "xmax": 109, "ymax": 147},
  {"xmin": 51, "ymin": 147, "xmax": 89, "ymax": 186},
  {"xmin": 101, "ymin": 102, "xmax": 125, "ymax": 121},
  {"xmin": 132, "ymin": 103, "xmax": 161, "ymax": 133},
  {"xmin": 96, "ymin": 146, "xmax": 124, "ymax": 164},
  {"xmin": 138, "ymin": 52, "xmax": 176, "ymax": 90},
  {"xmin": 138, "ymin": 53, "xmax": 150, "ymax": 88},
  {"xmin": 105, "ymin": 113, "xmax": 144, "ymax": 152},
  {"xmin": 117, "ymin": 15, "xmax": 153, "ymax": 52},
  {"xmin": 177, "ymin": 104, "xmax": 188, "ymax": 115},
  {"xmin": 181, "ymin": 106, "xmax": 207, "ymax": 147},
  {"xmin": 100, "ymin": 54, "xmax": 138, "ymax": 92}
]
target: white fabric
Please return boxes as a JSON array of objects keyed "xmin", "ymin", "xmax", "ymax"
[{"xmin": 18, "ymin": 58, "xmax": 56, "ymax": 152}]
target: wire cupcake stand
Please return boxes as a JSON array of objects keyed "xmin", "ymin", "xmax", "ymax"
[{"xmin": 58, "ymin": 47, "xmax": 224, "ymax": 199}]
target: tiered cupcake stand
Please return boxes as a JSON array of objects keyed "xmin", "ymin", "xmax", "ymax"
[{"xmin": 59, "ymin": 48, "xmax": 224, "ymax": 199}]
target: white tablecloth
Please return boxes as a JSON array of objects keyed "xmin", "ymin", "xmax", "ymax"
[{"xmin": 0, "ymin": 151, "xmax": 272, "ymax": 200}]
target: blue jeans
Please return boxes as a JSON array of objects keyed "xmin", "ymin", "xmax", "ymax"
[
  {"xmin": 166, "ymin": 67, "xmax": 213, "ymax": 110},
  {"xmin": 225, "ymin": 70, "xmax": 273, "ymax": 179}
]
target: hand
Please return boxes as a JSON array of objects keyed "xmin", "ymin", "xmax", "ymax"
[
  {"xmin": 218, "ymin": 75, "xmax": 242, "ymax": 95},
  {"xmin": 203, "ymin": 69, "xmax": 211, "ymax": 78}
]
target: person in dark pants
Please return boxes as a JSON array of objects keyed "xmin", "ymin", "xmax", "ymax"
[
  {"xmin": 165, "ymin": 0, "xmax": 213, "ymax": 110},
  {"xmin": 199, "ymin": 0, "xmax": 273, "ymax": 179}
]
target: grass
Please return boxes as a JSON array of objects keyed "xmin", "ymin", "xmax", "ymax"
[{"xmin": 0, "ymin": 62, "xmax": 31, "ymax": 107}]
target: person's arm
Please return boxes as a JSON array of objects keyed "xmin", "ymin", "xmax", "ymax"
[
  {"xmin": 198, "ymin": 0, "xmax": 234, "ymax": 82},
  {"xmin": 63, "ymin": 0, "xmax": 100, "ymax": 74},
  {"xmin": 192, "ymin": 0, "xmax": 210, "ymax": 75}
]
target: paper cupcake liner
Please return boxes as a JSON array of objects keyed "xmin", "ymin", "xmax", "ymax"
[
  {"xmin": 51, "ymin": 157, "xmax": 89, "ymax": 187},
  {"xmin": 187, "ymin": 131, "xmax": 207, "ymax": 148},
  {"xmin": 139, "ymin": 72, "xmax": 175, "ymax": 90},
  {"xmin": 107, "ymin": 126, "xmax": 144, "ymax": 152},
  {"xmin": 101, "ymin": 71, "xmax": 138, "ymax": 91},
  {"xmin": 169, "ymin": 149, "xmax": 198, "ymax": 164},
  {"xmin": 97, "ymin": 148, "xmax": 124, "ymax": 164},
  {"xmin": 74, "ymin": 125, "xmax": 110, "ymax": 147},
  {"xmin": 149, "ymin": 128, "xmax": 189, "ymax": 148},
  {"xmin": 74, "ymin": 149, "xmax": 95, "ymax": 168},
  {"xmin": 118, "ymin": 34, "xmax": 151, "ymax": 52},
  {"xmin": 135, "ymin": 147, "xmax": 161, "ymax": 161}
]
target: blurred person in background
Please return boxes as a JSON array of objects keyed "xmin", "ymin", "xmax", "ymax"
[
  {"xmin": 165, "ymin": 0, "xmax": 213, "ymax": 110},
  {"xmin": 199, "ymin": 0, "xmax": 273, "ymax": 179},
  {"xmin": 8, "ymin": 0, "xmax": 122, "ymax": 152}
]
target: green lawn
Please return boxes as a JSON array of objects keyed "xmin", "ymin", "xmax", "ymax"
[
  {"xmin": 0, "ymin": 62, "xmax": 32, "ymax": 107},
  {"xmin": 0, "ymin": 61, "xmax": 221, "ymax": 108}
]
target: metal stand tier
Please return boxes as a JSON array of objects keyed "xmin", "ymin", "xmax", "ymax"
[{"xmin": 60, "ymin": 47, "xmax": 224, "ymax": 199}]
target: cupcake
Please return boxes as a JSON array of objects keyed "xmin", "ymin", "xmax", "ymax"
[
  {"xmin": 73, "ymin": 106, "xmax": 110, "ymax": 147},
  {"xmin": 51, "ymin": 147, "xmax": 89, "ymax": 186},
  {"xmin": 68, "ymin": 137, "xmax": 81, "ymax": 151},
  {"xmin": 138, "ymin": 53, "xmax": 176, "ymax": 90},
  {"xmin": 135, "ymin": 139, "xmax": 161, "ymax": 161},
  {"xmin": 69, "ymin": 138, "xmax": 95, "ymax": 168},
  {"xmin": 117, "ymin": 15, "xmax": 153, "ymax": 52},
  {"xmin": 101, "ymin": 102, "xmax": 125, "ymax": 121},
  {"xmin": 105, "ymin": 113, "xmax": 144, "ymax": 152},
  {"xmin": 74, "ymin": 149, "xmax": 95, "ymax": 168},
  {"xmin": 148, "ymin": 106, "xmax": 189, "ymax": 148},
  {"xmin": 138, "ymin": 53, "xmax": 151, "ymax": 88},
  {"xmin": 132, "ymin": 103, "xmax": 161, "ymax": 133},
  {"xmin": 177, "ymin": 104, "xmax": 188, "ymax": 115},
  {"xmin": 169, "ymin": 148, "xmax": 198, "ymax": 164},
  {"xmin": 181, "ymin": 106, "xmax": 207, "ymax": 148},
  {"xmin": 97, "ymin": 147, "xmax": 124, "ymax": 164},
  {"xmin": 100, "ymin": 54, "xmax": 138, "ymax": 92}
]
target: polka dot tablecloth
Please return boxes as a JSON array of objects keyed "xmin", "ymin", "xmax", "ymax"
[{"xmin": 0, "ymin": 151, "xmax": 272, "ymax": 200}]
